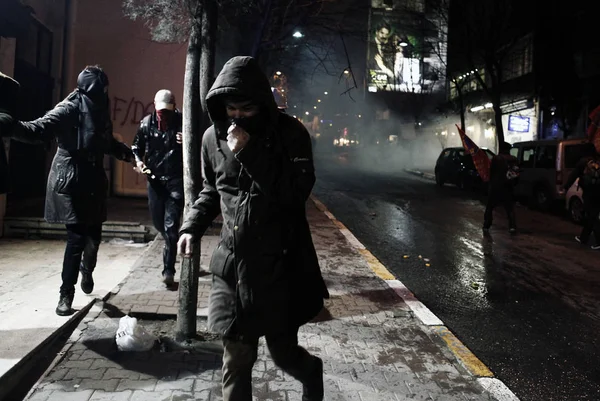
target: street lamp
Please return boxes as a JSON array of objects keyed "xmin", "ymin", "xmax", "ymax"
[
  {"xmin": 305, "ymin": 111, "xmax": 310, "ymax": 115},
  {"xmin": 317, "ymin": 99, "xmax": 321, "ymax": 103},
  {"xmin": 343, "ymin": 69, "xmax": 350, "ymax": 75},
  {"xmin": 293, "ymin": 31, "xmax": 303, "ymax": 38},
  {"xmin": 399, "ymin": 41, "xmax": 408, "ymax": 47},
  {"xmin": 324, "ymin": 91, "xmax": 328, "ymax": 95}
]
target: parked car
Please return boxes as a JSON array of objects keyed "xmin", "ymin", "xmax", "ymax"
[
  {"xmin": 510, "ymin": 138, "xmax": 591, "ymax": 211},
  {"xmin": 566, "ymin": 178, "xmax": 584, "ymax": 224},
  {"xmin": 434, "ymin": 147, "xmax": 495, "ymax": 190}
]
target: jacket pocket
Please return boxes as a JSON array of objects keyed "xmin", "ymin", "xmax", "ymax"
[
  {"xmin": 55, "ymin": 162, "xmax": 77, "ymax": 195},
  {"xmin": 209, "ymin": 243, "xmax": 234, "ymax": 281}
]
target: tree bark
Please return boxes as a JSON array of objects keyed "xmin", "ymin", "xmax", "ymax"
[
  {"xmin": 176, "ymin": 18, "xmax": 202, "ymax": 342},
  {"xmin": 200, "ymin": 0, "xmax": 218, "ymax": 124},
  {"xmin": 251, "ymin": 0, "xmax": 273, "ymax": 61}
]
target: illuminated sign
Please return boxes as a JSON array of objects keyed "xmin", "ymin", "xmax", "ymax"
[
  {"xmin": 367, "ymin": 2, "xmax": 447, "ymax": 94},
  {"xmin": 508, "ymin": 115, "xmax": 530, "ymax": 133}
]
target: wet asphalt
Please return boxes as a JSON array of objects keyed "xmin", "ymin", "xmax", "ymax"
[{"xmin": 312, "ymin": 152, "xmax": 600, "ymax": 401}]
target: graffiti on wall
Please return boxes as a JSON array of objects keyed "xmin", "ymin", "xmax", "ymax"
[{"xmin": 111, "ymin": 96, "xmax": 154, "ymax": 126}]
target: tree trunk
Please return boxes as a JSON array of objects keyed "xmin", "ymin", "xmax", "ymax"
[
  {"xmin": 176, "ymin": 19, "xmax": 202, "ymax": 342},
  {"xmin": 492, "ymin": 93, "xmax": 504, "ymax": 148},
  {"xmin": 200, "ymin": 0, "xmax": 218, "ymax": 123},
  {"xmin": 251, "ymin": 0, "xmax": 273, "ymax": 61}
]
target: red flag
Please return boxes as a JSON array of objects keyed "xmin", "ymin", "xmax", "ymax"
[{"xmin": 455, "ymin": 124, "xmax": 491, "ymax": 182}]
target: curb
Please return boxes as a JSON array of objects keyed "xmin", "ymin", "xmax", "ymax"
[
  {"xmin": 405, "ymin": 168, "xmax": 436, "ymax": 181},
  {"xmin": 0, "ymin": 299, "xmax": 96, "ymax": 401},
  {"xmin": 310, "ymin": 195, "xmax": 520, "ymax": 401},
  {"xmin": 20, "ymin": 238, "xmax": 161, "ymax": 400},
  {"xmin": 23, "ymin": 302, "xmax": 106, "ymax": 401}
]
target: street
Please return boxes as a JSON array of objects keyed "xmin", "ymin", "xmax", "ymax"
[{"xmin": 313, "ymin": 153, "xmax": 600, "ymax": 401}]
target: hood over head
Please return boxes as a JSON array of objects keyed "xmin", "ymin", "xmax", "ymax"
[
  {"xmin": 206, "ymin": 56, "xmax": 278, "ymax": 128},
  {"xmin": 77, "ymin": 66, "xmax": 109, "ymax": 106}
]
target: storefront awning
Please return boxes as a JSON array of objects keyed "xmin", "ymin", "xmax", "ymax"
[{"xmin": 0, "ymin": 0, "xmax": 33, "ymax": 38}]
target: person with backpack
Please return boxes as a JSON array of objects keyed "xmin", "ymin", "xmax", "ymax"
[
  {"xmin": 132, "ymin": 89, "xmax": 183, "ymax": 286},
  {"xmin": 564, "ymin": 142, "xmax": 600, "ymax": 250},
  {"xmin": 176, "ymin": 56, "xmax": 329, "ymax": 400},
  {"xmin": 483, "ymin": 141, "xmax": 520, "ymax": 233}
]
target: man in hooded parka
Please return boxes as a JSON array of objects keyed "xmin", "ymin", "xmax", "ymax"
[{"xmin": 177, "ymin": 56, "xmax": 329, "ymax": 401}]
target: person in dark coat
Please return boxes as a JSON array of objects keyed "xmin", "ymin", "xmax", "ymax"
[
  {"xmin": 177, "ymin": 56, "xmax": 329, "ymax": 401},
  {"xmin": 132, "ymin": 89, "xmax": 183, "ymax": 285},
  {"xmin": 483, "ymin": 141, "xmax": 519, "ymax": 233},
  {"xmin": 0, "ymin": 72, "xmax": 22, "ymax": 196},
  {"xmin": 13, "ymin": 66, "xmax": 134, "ymax": 316},
  {"xmin": 564, "ymin": 142, "xmax": 600, "ymax": 250}
]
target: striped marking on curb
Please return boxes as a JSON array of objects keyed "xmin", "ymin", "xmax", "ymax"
[
  {"xmin": 432, "ymin": 326, "xmax": 493, "ymax": 377},
  {"xmin": 309, "ymin": 195, "xmax": 512, "ymax": 394},
  {"xmin": 477, "ymin": 378, "xmax": 520, "ymax": 401},
  {"xmin": 386, "ymin": 280, "xmax": 443, "ymax": 326}
]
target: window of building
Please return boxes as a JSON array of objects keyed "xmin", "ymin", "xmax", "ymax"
[
  {"xmin": 502, "ymin": 35, "xmax": 533, "ymax": 82},
  {"xmin": 15, "ymin": 18, "xmax": 52, "ymax": 74}
]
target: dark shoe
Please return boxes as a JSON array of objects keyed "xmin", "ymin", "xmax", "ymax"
[
  {"xmin": 509, "ymin": 228, "xmax": 517, "ymax": 234},
  {"xmin": 81, "ymin": 271, "xmax": 94, "ymax": 294},
  {"xmin": 162, "ymin": 272, "xmax": 175, "ymax": 286},
  {"xmin": 575, "ymin": 236, "xmax": 584, "ymax": 244},
  {"xmin": 592, "ymin": 244, "xmax": 600, "ymax": 250},
  {"xmin": 302, "ymin": 357, "xmax": 324, "ymax": 401},
  {"xmin": 56, "ymin": 293, "xmax": 74, "ymax": 316}
]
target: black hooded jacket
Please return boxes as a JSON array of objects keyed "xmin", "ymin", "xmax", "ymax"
[
  {"xmin": 179, "ymin": 56, "xmax": 329, "ymax": 338},
  {"xmin": 13, "ymin": 67, "xmax": 133, "ymax": 224}
]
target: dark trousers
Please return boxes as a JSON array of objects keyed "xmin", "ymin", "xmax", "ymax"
[
  {"xmin": 581, "ymin": 199, "xmax": 600, "ymax": 245},
  {"xmin": 148, "ymin": 178, "xmax": 183, "ymax": 275},
  {"xmin": 484, "ymin": 191, "xmax": 516, "ymax": 230},
  {"xmin": 222, "ymin": 329, "xmax": 322, "ymax": 401},
  {"xmin": 61, "ymin": 223, "xmax": 102, "ymax": 295}
]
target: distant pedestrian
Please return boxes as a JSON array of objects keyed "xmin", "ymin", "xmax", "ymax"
[
  {"xmin": 132, "ymin": 89, "xmax": 183, "ymax": 286},
  {"xmin": 564, "ymin": 142, "xmax": 600, "ymax": 250},
  {"xmin": 483, "ymin": 141, "xmax": 519, "ymax": 233},
  {"xmin": 13, "ymin": 66, "xmax": 134, "ymax": 316}
]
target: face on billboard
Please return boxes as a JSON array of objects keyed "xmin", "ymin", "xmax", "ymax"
[{"xmin": 367, "ymin": 5, "xmax": 446, "ymax": 94}]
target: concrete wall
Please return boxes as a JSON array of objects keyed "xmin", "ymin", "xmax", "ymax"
[{"xmin": 67, "ymin": 0, "xmax": 188, "ymax": 197}]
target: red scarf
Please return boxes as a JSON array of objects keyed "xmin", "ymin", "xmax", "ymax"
[{"xmin": 156, "ymin": 110, "xmax": 172, "ymax": 131}]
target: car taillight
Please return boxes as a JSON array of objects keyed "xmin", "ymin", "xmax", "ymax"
[{"xmin": 556, "ymin": 171, "xmax": 563, "ymax": 185}]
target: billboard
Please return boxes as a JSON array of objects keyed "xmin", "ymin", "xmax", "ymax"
[{"xmin": 367, "ymin": 0, "xmax": 446, "ymax": 94}]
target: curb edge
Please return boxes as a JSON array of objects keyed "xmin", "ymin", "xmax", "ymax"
[{"xmin": 309, "ymin": 194, "xmax": 520, "ymax": 400}]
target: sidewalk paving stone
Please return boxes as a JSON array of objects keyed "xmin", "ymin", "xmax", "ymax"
[{"xmin": 25, "ymin": 201, "xmax": 506, "ymax": 401}]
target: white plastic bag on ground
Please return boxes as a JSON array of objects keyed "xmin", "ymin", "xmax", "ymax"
[{"xmin": 115, "ymin": 315, "xmax": 157, "ymax": 351}]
